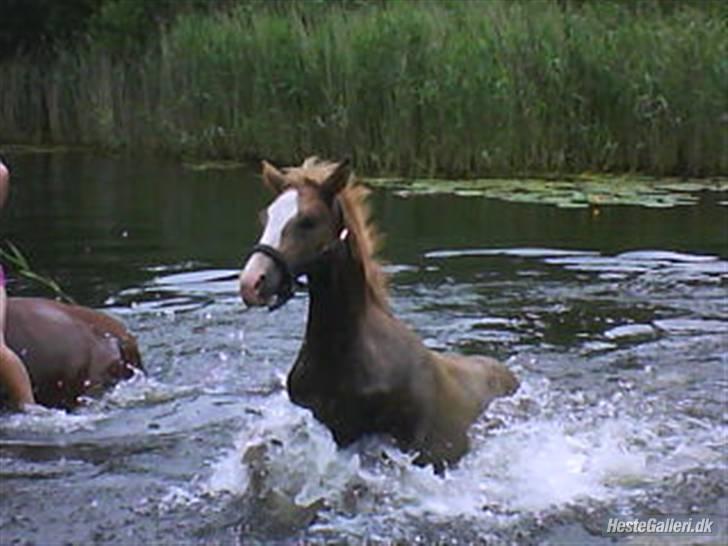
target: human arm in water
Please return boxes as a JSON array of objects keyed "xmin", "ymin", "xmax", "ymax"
[{"xmin": 0, "ymin": 160, "xmax": 36, "ymax": 410}]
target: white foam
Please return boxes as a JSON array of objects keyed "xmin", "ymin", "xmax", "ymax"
[
  {"xmin": 195, "ymin": 371, "xmax": 725, "ymax": 534},
  {"xmin": 206, "ymin": 443, "xmax": 250, "ymax": 495},
  {"xmin": 0, "ymin": 405, "xmax": 106, "ymax": 434}
]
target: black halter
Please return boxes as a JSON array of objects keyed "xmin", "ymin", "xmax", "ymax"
[
  {"xmin": 246, "ymin": 232, "xmax": 349, "ymax": 311},
  {"xmin": 247, "ymin": 243, "xmax": 298, "ymax": 311},
  {"xmin": 246, "ymin": 194, "xmax": 349, "ymax": 310}
]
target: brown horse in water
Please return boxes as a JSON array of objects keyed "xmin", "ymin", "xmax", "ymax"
[
  {"xmin": 1, "ymin": 297, "xmax": 143, "ymax": 409},
  {"xmin": 239, "ymin": 157, "xmax": 518, "ymax": 470}
]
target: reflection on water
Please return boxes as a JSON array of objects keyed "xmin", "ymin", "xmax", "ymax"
[{"xmin": 0, "ymin": 153, "xmax": 726, "ymax": 544}]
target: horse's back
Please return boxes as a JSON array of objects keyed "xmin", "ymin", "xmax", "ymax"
[
  {"xmin": 61, "ymin": 302, "xmax": 142, "ymax": 371},
  {"xmin": 444, "ymin": 353, "xmax": 519, "ymax": 410},
  {"xmin": 4, "ymin": 297, "xmax": 142, "ymax": 408}
]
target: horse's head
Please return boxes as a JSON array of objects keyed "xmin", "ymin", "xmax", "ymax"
[{"xmin": 239, "ymin": 159, "xmax": 351, "ymax": 309}]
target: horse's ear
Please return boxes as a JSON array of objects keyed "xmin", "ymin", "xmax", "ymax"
[
  {"xmin": 321, "ymin": 159, "xmax": 350, "ymax": 204},
  {"xmin": 261, "ymin": 160, "xmax": 287, "ymax": 194}
]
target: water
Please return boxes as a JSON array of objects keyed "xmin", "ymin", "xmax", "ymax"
[{"xmin": 0, "ymin": 152, "xmax": 726, "ymax": 544}]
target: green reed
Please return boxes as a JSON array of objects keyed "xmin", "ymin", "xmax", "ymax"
[
  {"xmin": 0, "ymin": 241, "xmax": 76, "ymax": 304},
  {"xmin": 0, "ymin": 0, "xmax": 725, "ymax": 177}
]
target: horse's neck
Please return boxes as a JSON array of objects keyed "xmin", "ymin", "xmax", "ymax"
[{"xmin": 304, "ymin": 247, "xmax": 371, "ymax": 355}]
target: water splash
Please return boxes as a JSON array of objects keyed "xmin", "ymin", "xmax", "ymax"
[
  {"xmin": 0, "ymin": 405, "xmax": 107, "ymax": 434},
  {"xmin": 195, "ymin": 366, "xmax": 724, "ymax": 542}
]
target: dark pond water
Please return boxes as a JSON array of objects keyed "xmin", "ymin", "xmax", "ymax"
[{"xmin": 0, "ymin": 152, "xmax": 726, "ymax": 545}]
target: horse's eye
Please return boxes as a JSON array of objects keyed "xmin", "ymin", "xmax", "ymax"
[{"xmin": 298, "ymin": 216, "xmax": 317, "ymax": 230}]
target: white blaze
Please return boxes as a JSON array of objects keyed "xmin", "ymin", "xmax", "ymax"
[
  {"xmin": 260, "ymin": 190, "xmax": 299, "ymax": 248},
  {"xmin": 241, "ymin": 190, "xmax": 299, "ymax": 279}
]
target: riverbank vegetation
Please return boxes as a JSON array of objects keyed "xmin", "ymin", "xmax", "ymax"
[{"xmin": 1, "ymin": 0, "xmax": 725, "ymax": 177}]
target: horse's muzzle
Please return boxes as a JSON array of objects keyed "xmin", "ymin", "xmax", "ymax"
[
  {"xmin": 239, "ymin": 268, "xmax": 267, "ymax": 308},
  {"xmin": 240, "ymin": 232, "xmax": 347, "ymax": 310},
  {"xmin": 240, "ymin": 244, "xmax": 295, "ymax": 310}
]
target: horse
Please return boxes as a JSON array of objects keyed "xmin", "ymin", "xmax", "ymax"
[
  {"xmin": 1, "ymin": 297, "xmax": 143, "ymax": 410},
  {"xmin": 239, "ymin": 157, "xmax": 518, "ymax": 471}
]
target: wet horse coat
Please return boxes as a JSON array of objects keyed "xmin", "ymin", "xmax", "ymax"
[
  {"xmin": 240, "ymin": 158, "xmax": 518, "ymax": 469},
  {"xmin": 2, "ymin": 297, "xmax": 142, "ymax": 409}
]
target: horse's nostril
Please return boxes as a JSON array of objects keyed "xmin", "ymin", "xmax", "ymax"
[{"xmin": 254, "ymin": 274, "xmax": 265, "ymax": 291}]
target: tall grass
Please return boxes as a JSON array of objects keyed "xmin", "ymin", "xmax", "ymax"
[{"xmin": 0, "ymin": 0, "xmax": 725, "ymax": 177}]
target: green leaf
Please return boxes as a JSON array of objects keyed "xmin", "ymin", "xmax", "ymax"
[{"xmin": 0, "ymin": 241, "xmax": 76, "ymax": 304}]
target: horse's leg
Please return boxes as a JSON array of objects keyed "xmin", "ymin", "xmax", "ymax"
[{"xmin": 410, "ymin": 409, "xmax": 471, "ymax": 473}]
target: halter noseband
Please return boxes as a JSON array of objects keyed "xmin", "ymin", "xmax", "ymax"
[{"xmin": 245, "ymin": 243, "xmax": 297, "ymax": 310}]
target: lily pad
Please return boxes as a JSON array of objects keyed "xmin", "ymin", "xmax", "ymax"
[
  {"xmin": 365, "ymin": 175, "xmax": 727, "ymax": 209},
  {"xmin": 655, "ymin": 180, "xmax": 728, "ymax": 192}
]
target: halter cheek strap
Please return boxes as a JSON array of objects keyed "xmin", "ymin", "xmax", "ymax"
[
  {"xmin": 246, "ymin": 227, "xmax": 350, "ymax": 311},
  {"xmin": 246, "ymin": 196, "xmax": 349, "ymax": 311}
]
